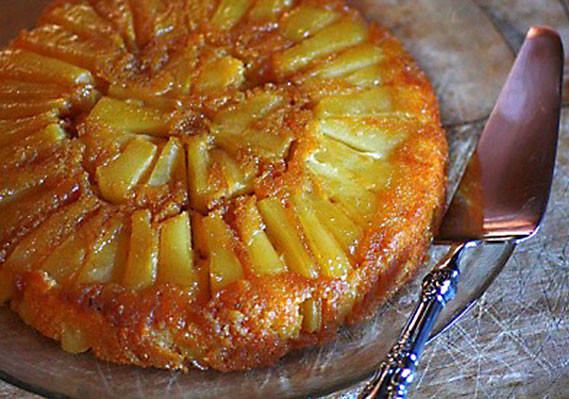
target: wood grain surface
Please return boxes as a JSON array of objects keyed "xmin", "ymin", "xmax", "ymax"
[{"xmin": 0, "ymin": 0, "xmax": 568, "ymax": 398}]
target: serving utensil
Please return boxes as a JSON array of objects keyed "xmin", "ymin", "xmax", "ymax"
[{"xmin": 359, "ymin": 25, "xmax": 564, "ymax": 399}]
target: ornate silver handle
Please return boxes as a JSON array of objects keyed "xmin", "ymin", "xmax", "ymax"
[{"xmin": 358, "ymin": 243, "xmax": 466, "ymax": 399}]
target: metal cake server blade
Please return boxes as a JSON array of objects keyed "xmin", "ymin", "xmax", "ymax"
[
  {"xmin": 436, "ymin": 29, "xmax": 562, "ymax": 244},
  {"xmin": 359, "ymin": 26, "xmax": 563, "ymax": 399}
]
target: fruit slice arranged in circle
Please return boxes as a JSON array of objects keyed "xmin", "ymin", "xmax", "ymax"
[{"xmin": 0, "ymin": 0, "xmax": 446, "ymax": 372}]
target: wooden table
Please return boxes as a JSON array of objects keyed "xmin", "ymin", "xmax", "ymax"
[{"xmin": 0, "ymin": 0, "xmax": 567, "ymax": 398}]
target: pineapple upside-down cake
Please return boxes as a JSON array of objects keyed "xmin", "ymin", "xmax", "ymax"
[{"xmin": 0, "ymin": 0, "xmax": 447, "ymax": 371}]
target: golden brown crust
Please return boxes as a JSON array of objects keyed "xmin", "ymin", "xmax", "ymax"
[{"xmin": 0, "ymin": 0, "xmax": 447, "ymax": 371}]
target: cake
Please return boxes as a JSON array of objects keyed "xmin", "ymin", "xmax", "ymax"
[{"xmin": 0, "ymin": 0, "xmax": 446, "ymax": 371}]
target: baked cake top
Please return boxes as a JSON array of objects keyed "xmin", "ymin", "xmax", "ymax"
[{"xmin": 0, "ymin": 0, "xmax": 446, "ymax": 371}]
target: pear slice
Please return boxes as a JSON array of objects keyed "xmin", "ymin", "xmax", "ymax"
[
  {"xmin": 3, "ymin": 194, "xmax": 97, "ymax": 273},
  {"xmin": 216, "ymin": 126, "xmax": 293, "ymax": 159},
  {"xmin": 186, "ymin": 135, "xmax": 211, "ymax": 212},
  {"xmin": 274, "ymin": 18, "xmax": 368, "ymax": 76},
  {"xmin": 213, "ymin": 91, "xmax": 283, "ymax": 135},
  {"xmin": 257, "ymin": 197, "xmax": 318, "ymax": 279},
  {"xmin": 304, "ymin": 43, "xmax": 384, "ymax": 80},
  {"xmin": 203, "ymin": 211, "xmax": 244, "ymax": 294},
  {"xmin": 0, "ymin": 98, "xmax": 70, "ymax": 119},
  {"xmin": 0, "ymin": 134, "xmax": 68, "ymax": 204},
  {"xmin": 75, "ymin": 217, "xmax": 130, "ymax": 284},
  {"xmin": 280, "ymin": 5, "xmax": 340, "ymax": 42},
  {"xmin": 301, "ymin": 298, "xmax": 322, "ymax": 333},
  {"xmin": 96, "ymin": 138, "xmax": 157, "ymax": 204},
  {"xmin": 79, "ymin": 121, "xmax": 133, "ymax": 174},
  {"xmin": 308, "ymin": 193, "xmax": 362, "ymax": 255},
  {"xmin": 248, "ymin": 0, "xmax": 291, "ymax": 22},
  {"xmin": 122, "ymin": 209, "xmax": 158, "ymax": 291},
  {"xmin": 0, "ymin": 80, "xmax": 68, "ymax": 101},
  {"xmin": 314, "ymin": 136, "xmax": 392, "ymax": 192},
  {"xmin": 209, "ymin": 149, "xmax": 254, "ymax": 199},
  {"xmin": 0, "ymin": 49, "xmax": 94, "ymax": 88},
  {"xmin": 306, "ymin": 158, "xmax": 376, "ymax": 226},
  {"xmin": 0, "ymin": 112, "xmax": 58, "ymax": 147},
  {"xmin": 91, "ymin": 0, "xmax": 137, "ymax": 51},
  {"xmin": 196, "ymin": 56, "xmax": 245, "ymax": 92},
  {"xmin": 13, "ymin": 24, "xmax": 119, "ymax": 73},
  {"xmin": 129, "ymin": 0, "xmax": 176, "ymax": 48},
  {"xmin": 107, "ymin": 82, "xmax": 179, "ymax": 110},
  {"xmin": 1, "ymin": 79, "xmax": 96, "ymax": 116},
  {"xmin": 318, "ymin": 117, "xmax": 408, "ymax": 154},
  {"xmin": 0, "ymin": 123, "xmax": 66, "ymax": 169},
  {"xmin": 291, "ymin": 192, "xmax": 352, "ymax": 279},
  {"xmin": 315, "ymin": 86, "xmax": 429, "ymax": 121},
  {"xmin": 41, "ymin": 210, "xmax": 108, "ymax": 283},
  {"xmin": 41, "ymin": 2, "xmax": 125, "ymax": 48},
  {"xmin": 61, "ymin": 323, "xmax": 90, "ymax": 354},
  {"xmin": 157, "ymin": 211, "xmax": 195, "ymax": 287},
  {"xmin": 0, "ymin": 179, "xmax": 81, "ymax": 253},
  {"xmin": 164, "ymin": 44, "xmax": 200, "ymax": 96},
  {"xmin": 344, "ymin": 63, "xmax": 392, "ymax": 87},
  {"xmin": 88, "ymin": 97, "xmax": 170, "ymax": 136},
  {"xmin": 234, "ymin": 198, "xmax": 286, "ymax": 275},
  {"xmin": 147, "ymin": 137, "xmax": 185, "ymax": 186},
  {"xmin": 210, "ymin": 0, "xmax": 253, "ymax": 30},
  {"xmin": 213, "ymin": 91, "xmax": 289, "ymax": 158},
  {"xmin": 315, "ymin": 87, "xmax": 391, "ymax": 118}
]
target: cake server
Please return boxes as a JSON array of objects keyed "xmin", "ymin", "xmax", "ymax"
[{"xmin": 359, "ymin": 26, "xmax": 564, "ymax": 399}]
